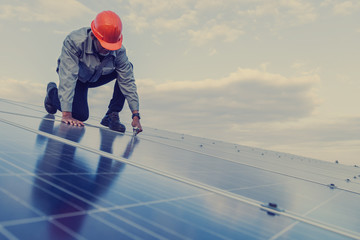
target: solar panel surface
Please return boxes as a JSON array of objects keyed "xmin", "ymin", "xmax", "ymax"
[{"xmin": 0, "ymin": 98, "xmax": 359, "ymax": 239}]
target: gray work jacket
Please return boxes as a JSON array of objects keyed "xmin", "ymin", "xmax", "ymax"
[{"xmin": 57, "ymin": 27, "xmax": 139, "ymax": 112}]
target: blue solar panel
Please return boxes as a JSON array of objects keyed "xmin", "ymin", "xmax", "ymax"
[{"xmin": 0, "ymin": 98, "xmax": 359, "ymax": 239}]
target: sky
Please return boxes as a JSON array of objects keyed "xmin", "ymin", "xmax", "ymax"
[{"xmin": 1, "ymin": 0, "xmax": 359, "ymax": 166}]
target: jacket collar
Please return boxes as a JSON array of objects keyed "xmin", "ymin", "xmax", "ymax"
[{"xmin": 84, "ymin": 28, "xmax": 116, "ymax": 57}]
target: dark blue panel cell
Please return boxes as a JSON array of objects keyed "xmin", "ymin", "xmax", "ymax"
[
  {"xmin": 0, "ymin": 232, "xmax": 11, "ymax": 240},
  {"xmin": 126, "ymin": 204, "xmax": 223, "ymax": 239},
  {"xmin": 52, "ymin": 213, "xmax": 135, "ymax": 240},
  {"xmin": 1, "ymin": 100, "xmax": 360, "ymax": 240},
  {"xmin": 5, "ymin": 220, "xmax": 76, "ymax": 240},
  {"xmin": 0, "ymin": 176, "xmax": 83, "ymax": 216},
  {"xmin": 0, "ymin": 152, "xmax": 41, "ymax": 173},
  {"xmin": 277, "ymin": 222, "xmax": 351, "ymax": 240},
  {"xmin": 308, "ymin": 191, "xmax": 360, "ymax": 233},
  {"xmin": 141, "ymin": 195, "xmax": 294, "ymax": 240},
  {"xmin": 93, "ymin": 211, "xmax": 163, "ymax": 240},
  {"xmin": 0, "ymin": 188, "xmax": 41, "ymax": 222},
  {"xmin": 109, "ymin": 209, "xmax": 185, "ymax": 240},
  {"xmin": 33, "ymin": 173, "xmax": 138, "ymax": 208},
  {"xmin": 233, "ymin": 180, "xmax": 337, "ymax": 215},
  {"xmin": 123, "ymin": 191, "xmax": 298, "ymax": 240},
  {"xmin": 0, "ymin": 165, "xmax": 10, "ymax": 174}
]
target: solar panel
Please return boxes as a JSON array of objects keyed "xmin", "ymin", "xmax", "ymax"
[{"xmin": 0, "ymin": 98, "xmax": 359, "ymax": 239}]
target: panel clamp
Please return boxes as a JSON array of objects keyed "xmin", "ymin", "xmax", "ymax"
[{"xmin": 261, "ymin": 202, "xmax": 285, "ymax": 216}]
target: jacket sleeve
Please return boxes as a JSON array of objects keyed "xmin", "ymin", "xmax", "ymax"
[
  {"xmin": 115, "ymin": 47, "xmax": 140, "ymax": 112},
  {"xmin": 57, "ymin": 37, "xmax": 80, "ymax": 112}
]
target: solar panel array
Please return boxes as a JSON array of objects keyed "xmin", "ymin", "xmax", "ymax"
[{"xmin": 0, "ymin": 98, "xmax": 359, "ymax": 239}]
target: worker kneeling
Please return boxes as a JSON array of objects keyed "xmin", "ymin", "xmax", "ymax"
[{"xmin": 44, "ymin": 10, "xmax": 142, "ymax": 134}]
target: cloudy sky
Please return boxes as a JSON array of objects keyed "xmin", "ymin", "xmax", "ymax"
[{"xmin": 1, "ymin": 0, "xmax": 359, "ymax": 165}]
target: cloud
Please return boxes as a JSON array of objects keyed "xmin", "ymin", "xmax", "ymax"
[
  {"xmin": 236, "ymin": 116, "xmax": 360, "ymax": 165},
  {"xmin": 194, "ymin": 0, "xmax": 239, "ymax": 10},
  {"xmin": 0, "ymin": 78, "xmax": 44, "ymax": 104},
  {"xmin": 240, "ymin": 116, "xmax": 360, "ymax": 144},
  {"xmin": 0, "ymin": 0, "xmax": 95, "ymax": 23},
  {"xmin": 332, "ymin": 1, "xmax": 360, "ymax": 15},
  {"xmin": 188, "ymin": 23, "xmax": 244, "ymax": 45},
  {"xmin": 77, "ymin": 67, "xmax": 320, "ymax": 131},
  {"xmin": 126, "ymin": 0, "xmax": 189, "ymax": 17},
  {"xmin": 122, "ymin": 0, "xmax": 318, "ymax": 45},
  {"xmin": 123, "ymin": 12, "xmax": 149, "ymax": 33},
  {"xmin": 126, "ymin": 67, "xmax": 360, "ymax": 165},
  {"xmin": 238, "ymin": 0, "xmax": 317, "ymax": 26},
  {"xmin": 20, "ymin": 27, "xmax": 31, "ymax": 32},
  {"xmin": 153, "ymin": 10, "xmax": 197, "ymax": 32},
  {"xmin": 208, "ymin": 48, "xmax": 217, "ymax": 56},
  {"xmin": 121, "ymin": 0, "xmax": 246, "ymax": 44},
  {"xmin": 321, "ymin": 0, "xmax": 360, "ymax": 15},
  {"xmin": 135, "ymin": 68, "xmax": 320, "ymax": 130},
  {"xmin": 123, "ymin": 0, "xmax": 193, "ymax": 33}
]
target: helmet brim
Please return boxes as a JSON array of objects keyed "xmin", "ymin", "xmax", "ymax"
[{"xmin": 98, "ymin": 35, "xmax": 123, "ymax": 51}]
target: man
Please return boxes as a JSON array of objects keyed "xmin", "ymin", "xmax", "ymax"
[{"xmin": 44, "ymin": 10, "xmax": 142, "ymax": 134}]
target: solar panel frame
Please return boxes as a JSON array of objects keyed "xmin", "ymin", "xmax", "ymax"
[{"xmin": 1, "ymin": 99, "xmax": 360, "ymax": 239}]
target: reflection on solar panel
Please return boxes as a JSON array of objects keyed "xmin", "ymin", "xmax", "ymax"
[{"xmin": 0, "ymin": 98, "xmax": 359, "ymax": 240}]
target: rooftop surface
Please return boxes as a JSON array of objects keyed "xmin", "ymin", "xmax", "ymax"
[{"xmin": 0, "ymin": 98, "xmax": 359, "ymax": 239}]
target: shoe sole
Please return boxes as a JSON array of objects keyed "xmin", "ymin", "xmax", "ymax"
[
  {"xmin": 44, "ymin": 82, "xmax": 57, "ymax": 114},
  {"xmin": 44, "ymin": 97, "xmax": 57, "ymax": 114},
  {"xmin": 109, "ymin": 126, "xmax": 126, "ymax": 133}
]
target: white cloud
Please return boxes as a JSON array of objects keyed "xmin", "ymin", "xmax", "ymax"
[
  {"xmin": 123, "ymin": 1, "xmax": 195, "ymax": 33},
  {"xmin": 238, "ymin": 0, "xmax": 317, "ymax": 26},
  {"xmin": 52, "ymin": 30, "xmax": 70, "ymax": 35},
  {"xmin": 136, "ymin": 68, "xmax": 320, "ymax": 128},
  {"xmin": 122, "ymin": 0, "xmax": 243, "ymax": 43},
  {"xmin": 0, "ymin": 0, "xmax": 95, "ymax": 23},
  {"xmin": 291, "ymin": 61, "xmax": 321, "ymax": 76},
  {"xmin": 125, "ymin": 67, "xmax": 360, "ymax": 165},
  {"xmin": 79, "ymin": 68, "xmax": 320, "ymax": 130},
  {"xmin": 0, "ymin": 78, "xmax": 44, "ymax": 104},
  {"xmin": 208, "ymin": 48, "xmax": 217, "ymax": 56},
  {"xmin": 20, "ymin": 27, "xmax": 31, "ymax": 32},
  {"xmin": 237, "ymin": 116, "xmax": 360, "ymax": 165},
  {"xmin": 122, "ymin": 0, "xmax": 317, "ymax": 45},
  {"xmin": 188, "ymin": 23, "xmax": 244, "ymax": 45},
  {"xmin": 0, "ymin": 4, "xmax": 27, "ymax": 20},
  {"xmin": 153, "ymin": 10, "xmax": 197, "ymax": 31},
  {"xmin": 126, "ymin": 0, "xmax": 187, "ymax": 17},
  {"xmin": 333, "ymin": 1, "xmax": 360, "ymax": 15},
  {"xmin": 123, "ymin": 12, "xmax": 149, "ymax": 33},
  {"xmin": 321, "ymin": 0, "xmax": 360, "ymax": 15},
  {"xmin": 122, "ymin": 0, "xmax": 320, "ymax": 47},
  {"xmin": 194, "ymin": 0, "xmax": 239, "ymax": 10}
]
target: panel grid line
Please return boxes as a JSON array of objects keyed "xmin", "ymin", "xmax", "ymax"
[
  {"xmin": 148, "ymin": 197, "xmax": 261, "ymax": 239},
  {"xmin": 0, "ymin": 226, "xmax": 17, "ymax": 240},
  {"xmin": 269, "ymin": 191, "xmax": 343, "ymax": 240},
  {"xmin": 1, "ymin": 148, "xmax": 197, "ymax": 210},
  {"xmin": 119, "ymin": 208, "xmax": 193, "ymax": 240},
  {"xmin": 0, "ymin": 155, "xmax": 89, "ymax": 211},
  {"xmin": 1, "ymin": 109, "xmax": 359, "ymax": 193},
  {"xmin": 1, "ymin": 118, "xmax": 360, "ymax": 239}
]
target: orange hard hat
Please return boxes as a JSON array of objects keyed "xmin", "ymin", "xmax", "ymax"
[{"xmin": 91, "ymin": 11, "xmax": 123, "ymax": 51}]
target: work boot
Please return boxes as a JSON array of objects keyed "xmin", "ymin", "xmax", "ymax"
[
  {"xmin": 100, "ymin": 112, "xmax": 126, "ymax": 133},
  {"xmin": 44, "ymin": 82, "xmax": 57, "ymax": 114}
]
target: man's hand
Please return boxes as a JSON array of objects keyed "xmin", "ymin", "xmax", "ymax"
[
  {"xmin": 131, "ymin": 116, "xmax": 143, "ymax": 134},
  {"xmin": 62, "ymin": 112, "xmax": 84, "ymax": 126}
]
